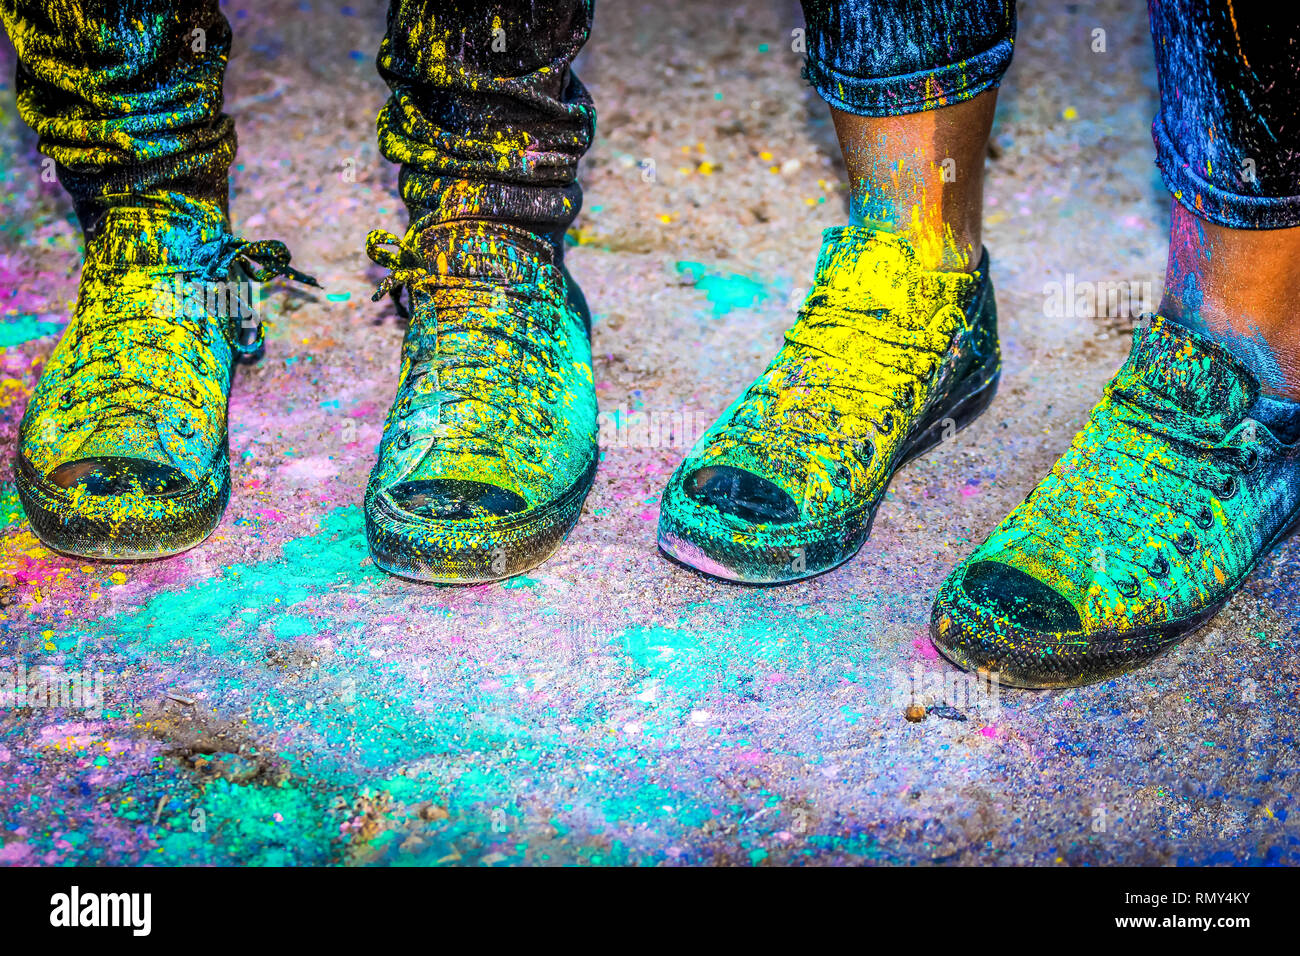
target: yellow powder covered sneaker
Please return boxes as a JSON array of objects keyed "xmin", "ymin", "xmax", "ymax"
[
  {"xmin": 658, "ymin": 226, "xmax": 1000, "ymax": 583},
  {"xmin": 16, "ymin": 204, "xmax": 315, "ymax": 559}
]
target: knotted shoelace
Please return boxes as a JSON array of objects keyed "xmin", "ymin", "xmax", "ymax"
[{"xmin": 58, "ymin": 233, "xmax": 318, "ymax": 435}]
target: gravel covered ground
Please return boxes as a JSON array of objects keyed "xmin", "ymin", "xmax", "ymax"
[{"xmin": 0, "ymin": 0, "xmax": 1296, "ymax": 865}]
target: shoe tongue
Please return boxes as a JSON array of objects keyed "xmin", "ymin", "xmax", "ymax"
[
  {"xmin": 87, "ymin": 206, "xmax": 229, "ymax": 270},
  {"xmin": 1119, "ymin": 315, "xmax": 1259, "ymax": 422},
  {"xmin": 810, "ymin": 226, "xmax": 969, "ymax": 327},
  {"xmin": 410, "ymin": 221, "xmax": 556, "ymax": 283}
]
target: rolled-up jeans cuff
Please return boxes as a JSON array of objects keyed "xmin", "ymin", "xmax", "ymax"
[
  {"xmin": 1153, "ymin": 116, "xmax": 1300, "ymax": 230},
  {"xmin": 401, "ymin": 173, "xmax": 584, "ymax": 233},
  {"xmin": 805, "ymin": 35, "xmax": 1015, "ymax": 118}
]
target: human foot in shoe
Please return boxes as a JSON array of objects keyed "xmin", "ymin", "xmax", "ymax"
[
  {"xmin": 16, "ymin": 204, "xmax": 315, "ymax": 559},
  {"xmin": 363, "ymin": 217, "xmax": 597, "ymax": 583},
  {"xmin": 931, "ymin": 316, "xmax": 1300, "ymax": 688},
  {"xmin": 657, "ymin": 227, "xmax": 1000, "ymax": 583}
]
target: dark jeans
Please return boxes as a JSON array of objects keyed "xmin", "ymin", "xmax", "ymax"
[
  {"xmin": 377, "ymin": 0, "xmax": 595, "ymax": 234},
  {"xmin": 0, "ymin": 0, "xmax": 595, "ymax": 235},
  {"xmin": 800, "ymin": 0, "xmax": 1016, "ymax": 118},
  {"xmin": 0, "ymin": 0, "xmax": 237, "ymax": 231},
  {"xmin": 1, "ymin": 1, "xmax": 1297, "ymax": 233},
  {"xmin": 1147, "ymin": 1, "xmax": 1300, "ymax": 230},
  {"xmin": 801, "ymin": 0, "xmax": 1300, "ymax": 230}
]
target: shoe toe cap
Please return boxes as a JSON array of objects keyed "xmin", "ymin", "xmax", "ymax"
[
  {"xmin": 386, "ymin": 479, "xmax": 528, "ymax": 521},
  {"xmin": 956, "ymin": 560, "xmax": 1082, "ymax": 634},
  {"xmin": 682, "ymin": 465, "xmax": 799, "ymax": 524},
  {"xmin": 47, "ymin": 457, "xmax": 194, "ymax": 497}
]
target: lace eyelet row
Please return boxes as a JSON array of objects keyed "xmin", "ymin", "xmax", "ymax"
[{"xmin": 1113, "ymin": 532, "xmax": 1199, "ymax": 597}]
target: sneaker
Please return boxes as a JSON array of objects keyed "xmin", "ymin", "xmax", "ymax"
[
  {"xmin": 15, "ymin": 204, "xmax": 315, "ymax": 559},
  {"xmin": 931, "ymin": 315, "xmax": 1300, "ymax": 687},
  {"xmin": 363, "ymin": 217, "xmax": 597, "ymax": 582},
  {"xmin": 657, "ymin": 226, "xmax": 1000, "ymax": 583}
]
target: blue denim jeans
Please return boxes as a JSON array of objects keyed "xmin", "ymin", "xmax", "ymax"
[
  {"xmin": 4, "ymin": 1, "xmax": 1298, "ymax": 232},
  {"xmin": 798, "ymin": 0, "xmax": 1016, "ymax": 118},
  {"xmin": 800, "ymin": 0, "xmax": 1300, "ymax": 230},
  {"xmin": 1148, "ymin": 1, "xmax": 1300, "ymax": 230}
]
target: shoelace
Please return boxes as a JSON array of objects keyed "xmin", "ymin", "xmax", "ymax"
[
  {"xmin": 721, "ymin": 281, "xmax": 957, "ymax": 465},
  {"xmin": 1110, "ymin": 381, "xmax": 1254, "ymax": 487},
  {"xmin": 365, "ymin": 216, "xmax": 568, "ymax": 465},
  {"xmin": 1033, "ymin": 376, "xmax": 1255, "ymax": 597},
  {"xmin": 59, "ymin": 233, "xmax": 318, "ymax": 434}
]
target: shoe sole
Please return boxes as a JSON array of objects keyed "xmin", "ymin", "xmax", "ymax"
[
  {"xmin": 658, "ymin": 341, "xmax": 1002, "ymax": 585},
  {"xmin": 14, "ymin": 449, "xmax": 230, "ymax": 561},
  {"xmin": 930, "ymin": 500, "xmax": 1300, "ymax": 689},
  {"xmin": 365, "ymin": 456, "xmax": 597, "ymax": 584}
]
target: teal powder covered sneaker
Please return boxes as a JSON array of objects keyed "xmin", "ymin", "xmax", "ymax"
[
  {"xmin": 657, "ymin": 226, "xmax": 1001, "ymax": 583},
  {"xmin": 932, "ymin": 315, "xmax": 1300, "ymax": 688},
  {"xmin": 363, "ymin": 217, "xmax": 597, "ymax": 583}
]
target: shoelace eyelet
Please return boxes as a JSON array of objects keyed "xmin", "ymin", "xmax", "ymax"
[
  {"xmin": 1242, "ymin": 448, "xmax": 1260, "ymax": 472},
  {"xmin": 878, "ymin": 412, "xmax": 894, "ymax": 435},
  {"xmin": 396, "ymin": 431, "xmax": 413, "ymax": 450},
  {"xmin": 58, "ymin": 391, "xmax": 74, "ymax": 410},
  {"xmin": 176, "ymin": 420, "xmax": 196, "ymax": 438},
  {"xmin": 1116, "ymin": 575, "xmax": 1141, "ymax": 598},
  {"xmin": 1149, "ymin": 553, "xmax": 1170, "ymax": 578},
  {"xmin": 1218, "ymin": 475, "xmax": 1238, "ymax": 501},
  {"xmin": 1194, "ymin": 506, "xmax": 1214, "ymax": 530},
  {"xmin": 1175, "ymin": 532, "xmax": 1198, "ymax": 556}
]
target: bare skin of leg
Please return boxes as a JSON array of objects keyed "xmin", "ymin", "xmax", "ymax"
[
  {"xmin": 1160, "ymin": 202, "xmax": 1300, "ymax": 401},
  {"xmin": 830, "ymin": 88, "xmax": 997, "ymax": 274}
]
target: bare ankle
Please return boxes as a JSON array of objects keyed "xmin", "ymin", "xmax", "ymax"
[
  {"xmin": 831, "ymin": 90, "xmax": 996, "ymax": 273},
  {"xmin": 1162, "ymin": 204, "xmax": 1300, "ymax": 398}
]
